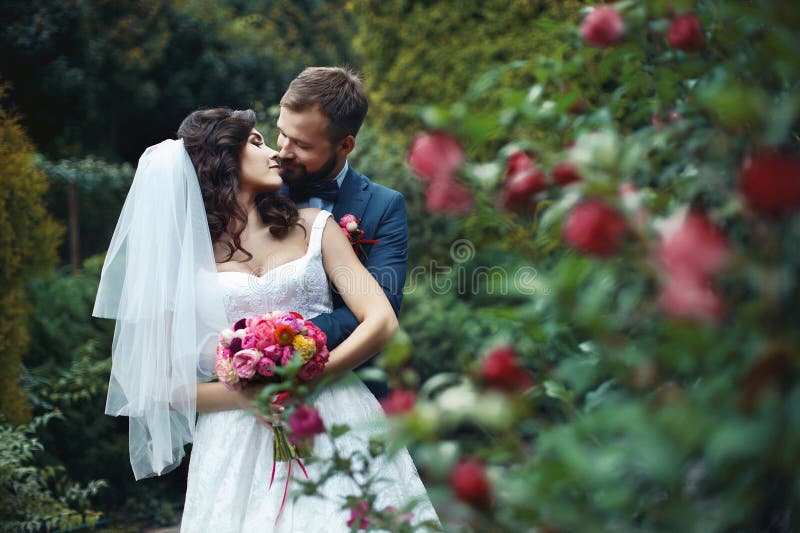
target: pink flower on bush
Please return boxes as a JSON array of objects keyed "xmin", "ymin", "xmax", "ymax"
[
  {"xmin": 383, "ymin": 506, "xmax": 414, "ymax": 523},
  {"xmin": 451, "ymin": 459, "xmax": 492, "ymax": 509},
  {"xmin": 232, "ymin": 348, "xmax": 261, "ymax": 379},
  {"xmin": 380, "ymin": 389, "xmax": 417, "ymax": 415},
  {"xmin": 425, "ymin": 177, "xmax": 474, "ymax": 214},
  {"xmin": 740, "ymin": 150, "xmax": 800, "ymax": 217},
  {"xmin": 656, "ymin": 210, "xmax": 730, "ymax": 323},
  {"xmin": 563, "ymin": 200, "xmax": 628, "ymax": 257},
  {"xmin": 407, "ymin": 131, "xmax": 465, "ymax": 182},
  {"xmin": 658, "ymin": 212, "xmax": 730, "ymax": 280},
  {"xmin": 346, "ymin": 500, "xmax": 371, "ymax": 530},
  {"xmin": 659, "ymin": 271, "xmax": 725, "ymax": 323},
  {"xmin": 581, "ymin": 6, "xmax": 624, "ymax": 48},
  {"xmin": 288, "ymin": 404, "xmax": 325, "ymax": 446},
  {"xmin": 668, "ymin": 13, "xmax": 705, "ymax": 52}
]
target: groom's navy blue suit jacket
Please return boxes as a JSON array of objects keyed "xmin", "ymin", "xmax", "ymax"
[{"xmin": 309, "ymin": 166, "xmax": 408, "ymax": 399}]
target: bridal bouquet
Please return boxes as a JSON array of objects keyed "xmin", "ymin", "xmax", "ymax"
[
  {"xmin": 215, "ymin": 311, "xmax": 329, "ymax": 494},
  {"xmin": 215, "ymin": 310, "xmax": 329, "ymax": 391}
]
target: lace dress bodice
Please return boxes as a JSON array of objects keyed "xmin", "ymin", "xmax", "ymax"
[{"xmin": 217, "ymin": 210, "xmax": 333, "ymax": 323}]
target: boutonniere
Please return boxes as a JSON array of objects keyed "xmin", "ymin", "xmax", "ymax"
[{"xmin": 338, "ymin": 214, "xmax": 380, "ymax": 258}]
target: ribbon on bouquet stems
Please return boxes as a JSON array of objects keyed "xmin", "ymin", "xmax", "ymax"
[{"xmin": 269, "ymin": 391, "xmax": 309, "ymax": 523}]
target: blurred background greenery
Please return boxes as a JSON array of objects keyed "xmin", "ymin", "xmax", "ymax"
[{"xmin": 2, "ymin": 0, "xmax": 800, "ymax": 531}]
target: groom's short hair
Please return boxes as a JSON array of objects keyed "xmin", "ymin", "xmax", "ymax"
[{"xmin": 280, "ymin": 66, "xmax": 368, "ymax": 142}]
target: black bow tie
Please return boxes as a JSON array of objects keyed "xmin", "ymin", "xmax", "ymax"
[{"xmin": 287, "ymin": 179, "xmax": 340, "ymax": 204}]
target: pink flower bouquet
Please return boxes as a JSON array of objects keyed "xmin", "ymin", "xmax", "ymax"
[{"xmin": 215, "ymin": 310, "xmax": 329, "ymax": 391}]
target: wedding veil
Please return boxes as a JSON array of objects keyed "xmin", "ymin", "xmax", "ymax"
[{"xmin": 93, "ymin": 139, "xmax": 228, "ymax": 480}]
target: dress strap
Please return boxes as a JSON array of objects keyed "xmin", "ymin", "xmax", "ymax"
[{"xmin": 307, "ymin": 210, "xmax": 332, "ymax": 256}]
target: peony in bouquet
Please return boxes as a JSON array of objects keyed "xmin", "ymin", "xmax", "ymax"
[{"xmin": 215, "ymin": 310, "xmax": 329, "ymax": 391}]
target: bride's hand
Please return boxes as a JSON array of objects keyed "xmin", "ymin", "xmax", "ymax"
[{"xmin": 234, "ymin": 384, "xmax": 284, "ymax": 427}]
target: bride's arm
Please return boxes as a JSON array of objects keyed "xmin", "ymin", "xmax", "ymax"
[
  {"xmin": 320, "ymin": 217, "xmax": 399, "ymax": 377},
  {"xmin": 196, "ymin": 381, "xmax": 265, "ymax": 413}
]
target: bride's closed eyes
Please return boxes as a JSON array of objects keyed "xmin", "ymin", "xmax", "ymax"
[{"xmin": 249, "ymin": 133, "xmax": 265, "ymax": 148}]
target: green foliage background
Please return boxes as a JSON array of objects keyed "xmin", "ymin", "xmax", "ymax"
[
  {"xmin": 0, "ymin": 97, "xmax": 62, "ymax": 425},
  {"xmin": 2, "ymin": 0, "xmax": 800, "ymax": 530}
]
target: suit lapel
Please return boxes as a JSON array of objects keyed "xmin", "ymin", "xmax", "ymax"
[{"xmin": 333, "ymin": 167, "xmax": 370, "ymax": 222}]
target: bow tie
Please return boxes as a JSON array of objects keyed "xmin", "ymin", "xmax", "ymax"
[{"xmin": 287, "ymin": 179, "xmax": 340, "ymax": 204}]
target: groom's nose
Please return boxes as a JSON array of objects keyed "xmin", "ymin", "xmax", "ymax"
[
  {"xmin": 276, "ymin": 132, "xmax": 292, "ymax": 160},
  {"xmin": 277, "ymin": 142, "xmax": 293, "ymax": 161}
]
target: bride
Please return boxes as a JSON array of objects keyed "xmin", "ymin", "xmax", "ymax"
[{"xmin": 92, "ymin": 108, "xmax": 439, "ymax": 531}]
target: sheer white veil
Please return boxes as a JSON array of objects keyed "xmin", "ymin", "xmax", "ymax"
[{"xmin": 93, "ymin": 138, "xmax": 229, "ymax": 480}]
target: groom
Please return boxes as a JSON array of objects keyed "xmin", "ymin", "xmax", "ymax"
[{"xmin": 273, "ymin": 66, "xmax": 408, "ymax": 399}]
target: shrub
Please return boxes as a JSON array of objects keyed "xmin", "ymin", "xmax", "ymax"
[{"xmin": 0, "ymin": 92, "xmax": 63, "ymax": 424}]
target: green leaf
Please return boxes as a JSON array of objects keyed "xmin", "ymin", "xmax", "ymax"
[
  {"xmin": 544, "ymin": 380, "xmax": 573, "ymax": 405},
  {"xmin": 329, "ymin": 423, "xmax": 351, "ymax": 439},
  {"xmin": 382, "ymin": 328, "xmax": 413, "ymax": 369}
]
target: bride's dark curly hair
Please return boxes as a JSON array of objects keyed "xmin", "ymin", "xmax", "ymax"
[{"xmin": 177, "ymin": 108, "xmax": 302, "ymax": 263}]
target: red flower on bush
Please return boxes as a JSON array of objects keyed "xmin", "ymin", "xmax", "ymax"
[
  {"xmin": 380, "ymin": 389, "xmax": 417, "ymax": 415},
  {"xmin": 668, "ymin": 13, "xmax": 705, "ymax": 52},
  {"xmin": 481, "ymin": 346, "xmax": 535, "ymax": 391},
  {"xmin": 499, "ymin": 153, "xmax": 547, "ymax": 212},
  {"xmin": 740, "ymin": 150, "xmax": 800, "ymax": 217},
  {"xmin": 563, "ymin": 200, "xmax": 628, "ymax": 257},
  {"xmin": 287, "ymin": 404, "xmax": 325, "ymax": 446},
  {"xmin": 506, "ymin": 150, "xmax": 536, "ymax": 176},
  {"xmin": 552, "ymin": 161, "xmax": 582, "ymax": 186},
  {"xmin": 500, "ymin": 168, "xmax": 547, "ymax": 211},
  {"xmin": 426, "ymin": 177, "xmax": 474, "ymax": 214},
  {"xmin": 451, "ymin": 459, "xmax": 492, "ymax": 509},
  {"xmin": 581, "ymin": 6, "xmax": 625, "ymax": 48},
  {"xmin": 407, "ymin": 131, "xmax": 465, "ymax": 182}
]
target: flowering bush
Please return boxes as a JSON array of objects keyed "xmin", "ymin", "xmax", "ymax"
[{"xmin": 360, "ymin": 1, "xmax": 800, "ymax": 531}]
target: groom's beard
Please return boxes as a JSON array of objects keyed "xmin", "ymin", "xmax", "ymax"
[{"xmin": 278, "ymin": 150, "xmax": 339, "ymax": 187}]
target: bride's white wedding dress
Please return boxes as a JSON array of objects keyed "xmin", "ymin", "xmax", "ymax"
[{"xmin": 181, "ymin": 210, "xmax": 439, "ymax": 532}]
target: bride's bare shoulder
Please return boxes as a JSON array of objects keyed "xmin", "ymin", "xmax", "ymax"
[{"xmin": 297, "ymin": 207, "xmax": 321, "ymax": 226}]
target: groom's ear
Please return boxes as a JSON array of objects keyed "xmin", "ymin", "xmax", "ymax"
[{"xmin": 336, "ymin": 135, "xmax": 356, "ymax": 157}]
